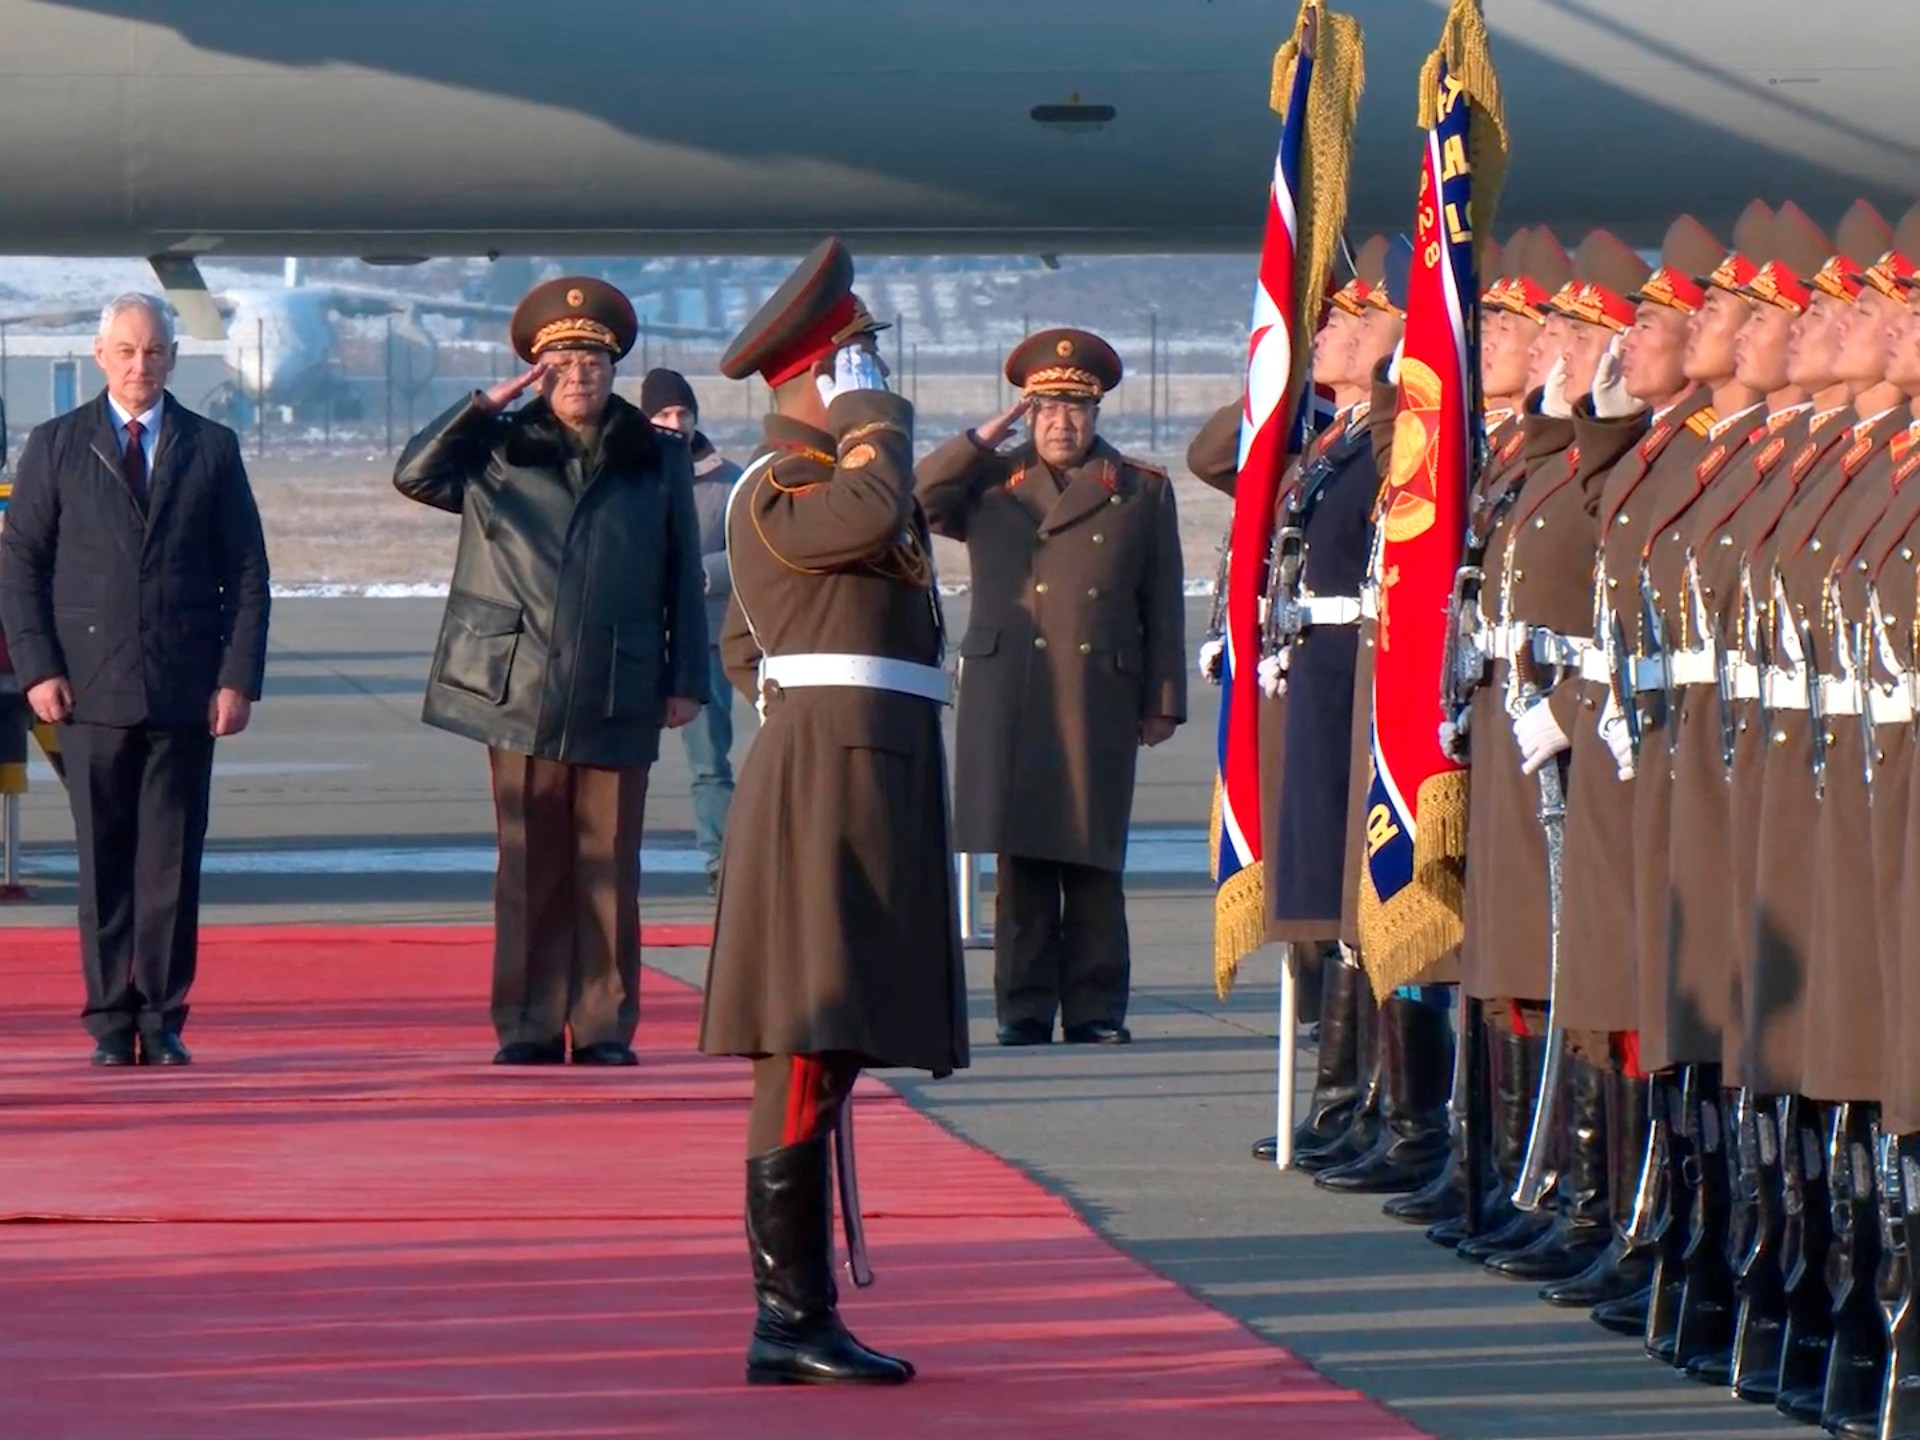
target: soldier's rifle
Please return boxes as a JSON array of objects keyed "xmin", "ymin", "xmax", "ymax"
[
  {"xmin": 1773, "ymin": 565, "xmax": 1825, "ymax": 800},
  {"xmin": 1639, "ymin": 564, "xmax": 1680, "ymax": 766},
  {"xmin": 1685, "ymin": 547, "xmax": 1737, "ymax": 774}
]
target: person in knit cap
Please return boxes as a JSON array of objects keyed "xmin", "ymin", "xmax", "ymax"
[{"xmin": 639, "ymin": 367, "xmax": 743, "ymax": 893}]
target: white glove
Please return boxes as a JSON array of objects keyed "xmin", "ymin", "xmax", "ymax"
[
  {"xmin": 1387, "ymin": 339, "xmax": 1405, "ymax": 386},
  {"xmin": 1511, "ymin": 698, "xmax": 1571, "ymax": 775},
  {"xmin": 1541, "ymin": 356, "xmax": 1572, "ymax": 419},
  {"xmin": 1258, "ymin": 652, "xmax": 1287, "ymax": 697},
  {"xmin": 1198, "ymin": 638, "xmax": 1224, "ymax": 683},
  {"xmin": 815, "ymin": 344, "xmax": 889, "ymax": 408},
  {"xmin": 1439, "ymin": 707, "xmax": 1472, "ymax": 761},
  {"xmin": 1590, "ymin": 334, "xmax": 1642, "ymax": 420},
  {"xmin": 1598, "ymin": 690, "xmax": 1636, "ymax": 780}
]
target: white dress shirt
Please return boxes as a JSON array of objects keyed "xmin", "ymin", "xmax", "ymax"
[{"xmin": 106, "ymin": 394, "xmax": 163, "ymax": 474}]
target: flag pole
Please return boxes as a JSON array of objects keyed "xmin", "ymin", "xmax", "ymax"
[{"xmin": 1275, "ymin": 944, "xmax": 1298, "ymax": 1168}]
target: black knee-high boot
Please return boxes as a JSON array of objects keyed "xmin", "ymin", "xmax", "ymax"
[
  {"xmin": 1819, "ymin": 1104, "xmax": 1886, "ymax": 1437},
  {"xmin": 1543, "ymin": 1067, "xmax": 1657, "ymax": 1306},
  {"xmin": 1645, "ymin": 1070, "xmax": 1699, "ymax": 1364},
  {"xmin": 1385, "ymin": 994, "xmax": 1475, "ymax": 1225},
  {"xmin": 1293, "ymin": 963, "xmax": 1383, "ymax": 1173},
  {"xmin": 1255, "ymin": 946, "xmax": 1357, "ymax": 1162},
  {"xmin": 1317, "ymin": 995, "xmax": 1453, "ymax": 1194},
  {"xmin": 745, "ymin": 1139, "xmax": 911, "ymax": 1386},
  {"xmin": 1880, "ymin": 1129, "xmax": 1920, "ymax": 1440},
  {"xmin": 1778, "ymin": 1099, "xmax": 1840, "ymax": 1423},
  {"xmin": 1451, "ymin": 1027, "xmax": 1554, "ymax": 1259},
  {"xmin": 1676, "ymin": 1072, "xmax": 1739, "ymax": 1379},
  {"xmin": 1485, "ymin": 1053, "xmax": 1611, "ymax": 1281},
  {"xmin": 1731, "ymin": 1091, "xmax": 1791, "ymax": 1404}
]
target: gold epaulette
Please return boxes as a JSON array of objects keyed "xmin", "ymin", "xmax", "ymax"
[{"xmin": 1684, "ymin": 407, "xmax": 1718, "ymax": 438}]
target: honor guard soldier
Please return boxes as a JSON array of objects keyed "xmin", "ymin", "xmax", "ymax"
[
  {"xmin": 1408, "ymin": 228, "xmax": 1571, "ymax": 1243},
  {"xmin": 1456, "ymin": 231, "xmax": 1647, "ymax": 1278},
  {"xmin": 396, "ymin": 278, "xmax": 709, "ymax": 1067},
  {"xmin": 698, "ymin": 238, "xmax": 968, "ymax": 1387},
  {"xmin": 1276, "ymin": 243, "xmax": 1455, "ymax": 1200},
  {"xmin": 917, "ymin": 330, "xmax": 1186, "ymax": 1047}
]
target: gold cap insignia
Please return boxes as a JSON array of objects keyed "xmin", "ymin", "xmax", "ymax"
[
  {"xmin": 1055, "ymin": 339, "xmax": 1074, "ymax": 358},
  {"xmin": 566, "ymin": 287, "xmax": 585, "ymax": 307},
  {"xmin": 842, "ymin": 442, "xmax": 878, "ymax": 470}
]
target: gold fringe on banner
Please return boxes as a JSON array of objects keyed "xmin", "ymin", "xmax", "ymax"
[
  {"xmin": 1415, "ymin": 0, "xmax": 1508, "ymax": 270},
  {"xmin": 1357, "ymin": 770, "xmax": 1469, "ymax": 999},
  {"xmin": 1214, "ymin": 864, "xmax": 1268, "ymax": 1000},
  {"xmin": 1269, "ymin": 0, "xmax": 1366, "ymax": 429}
]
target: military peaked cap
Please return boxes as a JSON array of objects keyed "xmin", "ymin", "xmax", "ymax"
[
  {"xmin": 511, "ymin": 276, "xmax": 638, "ymax": 363},
  {"xmin": 1006, "ymin": 328, "xmax": 1123, "ymax": 400},
  {"xmin": 720, "ymin": 237, "xmax": 888, "ymax": 386}
]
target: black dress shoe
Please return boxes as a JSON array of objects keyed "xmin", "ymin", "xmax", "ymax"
[
  {"xmin": 138, "ymin": 1034, "xmax": 192, "ymax": 1066},
  {"xmin": 570, "ymin": 1042, "xmax": 638, "ymax": 1066},
  {"xmin": 493, "ymin": 1039, "xmax": 566, "ymax": 1065},
  {"xmin": 1063, "ymin": 1022, "xmax": 1131, "ymax": 1045},
  {"xmin": 1252, "ymin": 1135, "xmax": 1280, "ymax": 1162},
  {"xmin": 90, "ymin": 1035, "xmax": 136, "ymax": 1067},
  {"xmin": 996, "ymin": 1020, "xmax": 1052, "ymax": 1046}
]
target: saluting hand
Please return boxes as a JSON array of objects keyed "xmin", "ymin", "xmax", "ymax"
[
  {"xmin": 972, "ymin": 396, "xmax": 1033, "ymax": 450},
  {"xmin": 480, "ymin": 362, "xmax": 549, "ymax": 414}
]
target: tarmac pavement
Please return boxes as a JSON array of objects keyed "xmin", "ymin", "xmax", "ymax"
[{"xmin": 0, "ymin": 598, "xmax": 1804, "ymax": 1439}]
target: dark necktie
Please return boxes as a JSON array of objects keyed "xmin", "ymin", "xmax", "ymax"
[{"xmin": 122, "ymin": 418, "xmax": 147, "ymax": 505}]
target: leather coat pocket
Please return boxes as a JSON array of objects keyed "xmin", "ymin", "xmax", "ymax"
[
  {"xmin": 607, "ymin": 625, "xmax": 665, "ymax": 723},
  {"xmin": 436, "ymin": 591, "xmax": 522, "ymax": 705}
]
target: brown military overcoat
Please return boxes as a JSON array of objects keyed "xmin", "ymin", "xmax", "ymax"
[
  {"xmin": 1638, "ymin": 403, "xmax": 1773, "ymax": 1068},
  {"xmin": 1455, "ymin": 411, "xmax": 1534, "ymax": 991},
  {"xmin": 699, "ymin": 395, "xmax": 969, "ymax": 1078},
  {"xmin": 916, "ymin": 432, "xmax": 1186, "ymax": 873},
  {"xmin": 1690, "ymin": 405, "xmax": 1846, "ymax": 1084},
  {"xmin": 1745, "ymin": 409, "xmax": 1907, "ymax": 1097},
  {"xmin": 1838, "ymin": 420, "xmax": 1920, "ymax": 1125},
  {"xmin": 1465, "ymin": 406, "xmax": 1582, "ymax": 1005},
  {"xmin": 1554, "ymin": 389, "xmax": 1716, "ymax": 1040},
  {"xmin": 1796, "ymin": 414, "xmax": 1910, "ymax": 1102}
]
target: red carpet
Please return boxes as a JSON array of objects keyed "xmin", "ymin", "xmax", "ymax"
[{"xmin": 0, "ymin": 925, "xmax": 1427, "ymax": 1440}]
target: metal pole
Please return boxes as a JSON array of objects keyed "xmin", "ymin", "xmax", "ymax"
[
  {"xmin": 1149, "ymin": 311, "xmax": 1159, "ymax": 450},
  {"xmin": 1275, "ymin": 946, "xmax": 1298, "ymax": 1169},
  {"xmin": 956, "ymin": 851, "xmax": 993, "ymax": 949},
  {"xmin": 255, "ymin": 317, "xmax": 265, "ymax": 460},
  {"xmin": 384, "ymin": 317, "xmax": 394, "ymax": 454},
  {"xmin": 894, "ymin": 314, "xmax": 904, "ymax": 383},
  {"xmin": 2, "ymin": 791, "xmax": 19, "ymax": 893}
]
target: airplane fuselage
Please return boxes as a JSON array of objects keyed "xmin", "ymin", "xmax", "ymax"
[{"xmin": 3, "ymin": 1, "xmax": 1916, "ymax": 258}]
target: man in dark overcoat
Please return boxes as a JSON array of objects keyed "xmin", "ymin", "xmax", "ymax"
[{"xmin": 916, "ymin": 329, "xmax": 1185, "ymax": 1046}]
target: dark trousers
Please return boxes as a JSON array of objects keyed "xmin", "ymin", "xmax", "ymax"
[
  {"xmin": 993, "ymin": 855, "xmax": 1130, "ymax": 1030},
  {"xmin": 65, "ymin": 722, "xmax": 216, "ymax": 1041},
  {"xmin": 488, "ymin": 749, "xmax": 648, "ymax": 1049},
  {"xmin": 747, "ymin": 1052, "xmax": 861, "ymax": 1155}
]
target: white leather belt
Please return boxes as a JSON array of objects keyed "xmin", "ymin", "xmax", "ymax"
[
  {"xmin": 760, "ymin": 653, "xmax": 952, "ymax": 705},
  {"xmin": 1301, "ymin": 594, "xmax": 1363, "ymax": 627},
  {"xmin": 1764, "ymin": 668, "xmax": 1810, "ymax": 711},
  {"xmin": 1490, "ymin": 622, "xmax": 1524, "ymax": 661},
  {"xmin": 1727, "ymin": 661, "xmax": 1761, "ymax": 701},
  {"xmin": 1669, "ymin": 649, "xmax": 1717, "ymax": 688},
  {"xmin": 1868, "ymin": 681, "xmax": 1915, "ymax": 726},
  {"xmin": 1819, "ymin": 675, "xmax": 1864, "ymax": 717},
  {"xmin": 1360, "ymin": 586, "xmax": 1379, "ymax": 621},
  {"xmin": 1579, "ymin": 650, "xmax": 1611, "ymax": 684},
  {"xmin": 1530, "ymin": 630, "xmax": 1594, "ymax": 672}
]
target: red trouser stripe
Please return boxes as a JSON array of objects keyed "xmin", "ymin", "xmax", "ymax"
[
  {"xmin": 1615, "ymin": 1029, "xmax": 1644, "ymax": 1079},
  {"xmin": 783, "ymin": 1055, "xmax": 826, "ymax": 1145},
  {"xmin": 1509, "ymin": 999, "xmax": 1530, "ymax": 1038}
]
